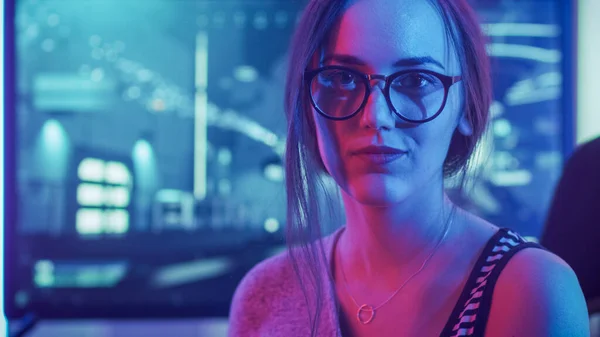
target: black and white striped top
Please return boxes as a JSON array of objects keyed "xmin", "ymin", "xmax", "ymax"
[{"xmin": 439, "ymin": 228, "xmax": 543, "ymax": 336}]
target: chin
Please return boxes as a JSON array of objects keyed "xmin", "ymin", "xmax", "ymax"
[{"xmin": 344, "ymin": 174, "xmax": 411, "ymax": 206}]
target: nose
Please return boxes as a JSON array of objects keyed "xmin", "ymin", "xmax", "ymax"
[{"xmin": 359, "ymin": 80, "xmax": 396, "ymax": 131}]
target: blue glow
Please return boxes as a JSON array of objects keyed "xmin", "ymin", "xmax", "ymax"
[
  {"xmin": 1, "ymin": 0, "xmax": 6, "ymax": 330},
  {"xmin": 41, "ymin": 119, "xmax": 65, "ymax": 149},
  {"xmin": 37, "ymin": 119, "xmax": 69, "ymax": 182},
  {"xmin": 133, "ymin": 139, "xmax": 152, "ymax": 164},
  {"xmin": 132, "ymin": 139, "xmax": 157, "ymax": 191}
]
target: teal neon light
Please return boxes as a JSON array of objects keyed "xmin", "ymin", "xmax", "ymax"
[
  {"xmin": 578, "ymin": 0, "xmax": 600, "ymax": 144},
  {"xmin": 1, "ymin": 0, "xmax": 7, "ymax": 331}
]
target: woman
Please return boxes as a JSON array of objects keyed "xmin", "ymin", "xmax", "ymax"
[{"xmin": 229, "ymin": 0, "xmax": 589, "ymax": 336}]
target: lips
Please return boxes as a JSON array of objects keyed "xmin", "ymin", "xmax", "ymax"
[
  {"xmin": 350, "ymin": 145, "xmax": 407, "ymax": 156},
  {"xmin": 349, "ymin": 145, "xmax": 407, "ymax": 165}
]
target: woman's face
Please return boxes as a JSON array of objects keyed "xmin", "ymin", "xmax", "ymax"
[{"xmin": 312, "ymin": 0, "xmax": 466, "ymax": 206}]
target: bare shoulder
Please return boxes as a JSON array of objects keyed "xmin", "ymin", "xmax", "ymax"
[
  {"xmin": 486, "ymin": 247, "xmax": 590, "ymax": 337},
  {"xmin": 228, "ymin": 250, "xmax": 292, "ymax": 337}
]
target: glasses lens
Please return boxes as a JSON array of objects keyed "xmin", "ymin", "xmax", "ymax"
[
  {"xmin": 310, "ymin": 68, "xmax": 366, "ymax": 118},
  {"xmin": 389, "ymin": 71, "xmax": 446, "ymax": 121}
]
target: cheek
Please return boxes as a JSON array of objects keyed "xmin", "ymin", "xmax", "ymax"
[
  {"xmin": 413, "ymin": 87, "xmax": 464, "ymax": 163},
  {"xmin": 427, "ymin": 85, "xmax": 463, "ymax": 140},
  {"xmin": 447, "ymin": 84, "xmax": 465, "ymax": 123}
]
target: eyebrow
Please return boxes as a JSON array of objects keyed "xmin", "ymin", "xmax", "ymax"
[{"xmin": 321, "ymin": 54, "xmax": 446, "ymax": 70}]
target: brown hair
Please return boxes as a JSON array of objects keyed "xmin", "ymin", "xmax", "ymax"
[{"xmin": 283, "ymin": 1, "xmax": 492, "ymax": 335}]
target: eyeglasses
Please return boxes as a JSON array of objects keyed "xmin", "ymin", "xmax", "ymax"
[{"xmin": 304, "ymin": 65, "xmax": 462, "ymax": 123}]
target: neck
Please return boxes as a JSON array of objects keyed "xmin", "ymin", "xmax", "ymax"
[{"xmin": 338, "ymin": 187, "xmax": 455, "ymax": 287}]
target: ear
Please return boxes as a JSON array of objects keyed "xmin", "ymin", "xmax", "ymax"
[{"xmin": 457, "ymin": 113, "xmax": 473, "ymax": 136}]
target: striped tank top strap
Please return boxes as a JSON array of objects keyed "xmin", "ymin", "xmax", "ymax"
[{"xmin": 439, "ymin": 228, "xmax": 543, "ymax": 337}]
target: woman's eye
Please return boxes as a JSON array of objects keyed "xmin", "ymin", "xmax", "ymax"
[
  {"xmin": 396, "ymin": 73, "xmax": 430, "ymax": 88},
  {"xmin": 330, "ymin": 71, "xmax": 355, "ymax": 85}
]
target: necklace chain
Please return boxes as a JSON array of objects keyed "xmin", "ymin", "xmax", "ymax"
[{"xmin": 338, "ymin": 210, "xmax": 454, "ymax": 325}]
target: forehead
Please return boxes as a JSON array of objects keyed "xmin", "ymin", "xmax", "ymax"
[{"xmin": 325, "ymin": 0, "xmax": 456, "ymax": 71}]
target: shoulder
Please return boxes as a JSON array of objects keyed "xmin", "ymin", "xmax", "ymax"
[
  {"xmin": 228, "ymin": 250, "xmax": 294, "ymax": 336},
  {"xmin": 228, "ymin": 230, "xmax": 341, "ymax": 337},
  {"xmin": 486, "ymin": 246, "xmax": 589, "ymax": 337}
]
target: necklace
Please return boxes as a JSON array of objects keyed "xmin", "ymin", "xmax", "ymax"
[{"xmin": 338, "ymin": 212, "xmax": 454, "ymax": 325}]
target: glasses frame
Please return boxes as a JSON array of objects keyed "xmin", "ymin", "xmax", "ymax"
[{"xmin": 304, "ymin": 65, "xmax": 463, "ymax": 123}]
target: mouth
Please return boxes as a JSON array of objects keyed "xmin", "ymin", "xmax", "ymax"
[
  {"xmin": 352, "ymin": 152, "xmax": 406, "ymax": 165},
  {"xmin": 349, "ymin": 145, "xmax": 407, "ymax": 165}
]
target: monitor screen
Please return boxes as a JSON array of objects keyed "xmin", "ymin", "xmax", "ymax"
[{"xmin": 3, "ymin": 0, "xmax": 573, "ymax": 319}]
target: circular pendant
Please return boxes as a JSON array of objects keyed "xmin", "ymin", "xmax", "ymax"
[{"xmin": 357, "ymin": 304, "xmax": 375, "ymax": 324}]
